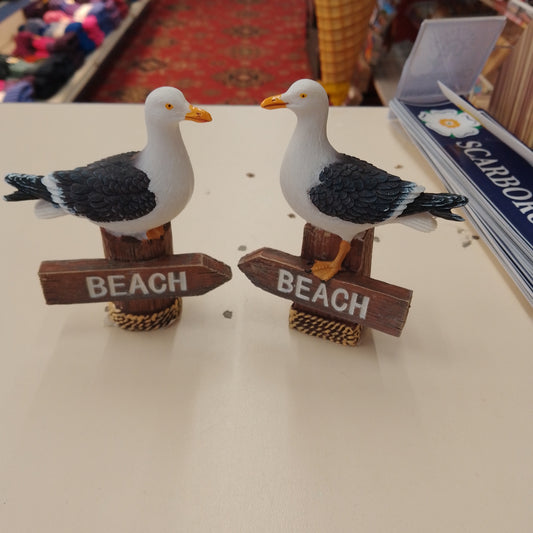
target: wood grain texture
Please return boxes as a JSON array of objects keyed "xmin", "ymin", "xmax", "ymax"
[
  {"xmin": 100, "ymin": 223, "xmax": 176, "ymax": 316},
  {"xmin": 100, "ymin": 224, "xmax": 173, "ymax": 262},
  {"xmin": 39, "ymin": 253, "xmax": 232, "ymax": 305},
  {"xmin": 238, "ymin": 246, "xmax": 412, "ymax": 337}
]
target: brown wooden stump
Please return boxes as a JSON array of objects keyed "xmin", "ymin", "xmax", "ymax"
[
  {"xmin": 289, "ymin": 223, "xmax": 374, "ymax": 346},
  {"xmin": 100, "ymin": 223, "xmax": 182, "ymax": 331}
]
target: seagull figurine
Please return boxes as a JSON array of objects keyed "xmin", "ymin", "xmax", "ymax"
[
  {"xmin": 261, "ymin": 79, "xmax": 468, "ymax": 281},
  {"xmin": 4, "ymin": 86, "xmax": 212, "ymax": 240}
]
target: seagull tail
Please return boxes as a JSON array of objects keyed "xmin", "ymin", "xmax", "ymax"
[
  {"xmin": 4, "ymin": 173, "xmax": 51, "ymax": 202},
  {"xmin": 401, "ymin": 192, "xmax": 468, "ymax": 222}
]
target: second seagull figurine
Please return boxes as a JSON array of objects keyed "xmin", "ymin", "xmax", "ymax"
[
  {"xmin": 4, "ymin": 86, "xmax": 212, "ymax": 240},
  {"xmin": 261, "ymin": 79, "xmax": 469, "ymax": 281}
]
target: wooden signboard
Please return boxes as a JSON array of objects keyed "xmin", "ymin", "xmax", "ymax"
[
  {"xmin": 239, "ymin": 247, "xmax": 411, "ymax": 337},
  {"xmin": 239, "ymin": 224, "xmax": 413, "ymax": 344},
  {"xmin": 39, "ymin": 254, "xmax": 231, "ymax": 305},
  {"xmin": 37, "ymin": 223, "xmax": 232, "ymax": 331}
]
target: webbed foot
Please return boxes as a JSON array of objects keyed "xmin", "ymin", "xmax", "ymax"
[
  {"xmin": 146, "ymin": 225, "xmax": 165, "ymax": 239},
  {"xmin": 310, "ymin": 239, "xmax": 351, "ymax": 281}
]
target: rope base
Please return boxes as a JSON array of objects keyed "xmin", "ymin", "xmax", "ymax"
[
  {"xmin": 107, "ymin": 298, "xmax": 182, "ymax": 331},
  {"xmin": 289, "ymin": 304, "xmax": 362, "ymax": 346}
]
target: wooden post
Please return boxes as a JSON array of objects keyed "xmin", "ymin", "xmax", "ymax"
[
  {"xmin": 299, "ymin": 223, "xmax": 373, "ymax": 276},
  {"xmin": 100, "ymin": 223, "xmax": 182, "ymax": 331},
  {"xmin": 289, "ymin": 224, "xmax": 374, "ymax": 345}
]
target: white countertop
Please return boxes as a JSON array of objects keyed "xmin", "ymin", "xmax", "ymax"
[{"xmin": 1, "ymin": 103, "xmax": 532, "ymax": 532}]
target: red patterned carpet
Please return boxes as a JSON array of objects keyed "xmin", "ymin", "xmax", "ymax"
[{"xmin": 82, "ymin": 0, "xmax": 312, "ymax": 104}]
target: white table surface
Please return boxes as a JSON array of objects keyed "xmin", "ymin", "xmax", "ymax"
[{"xmin": 0, "ymin": 102, "xmax": 532, "ymax": 532}]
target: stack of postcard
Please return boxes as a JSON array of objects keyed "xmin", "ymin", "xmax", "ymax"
[
  {"xmin": 388, "ymin": 16, "xmax": 533, "ymax": 306},
  {"xmin": 390, "ymin": 96, "xmax": 533, "ymax": 306}
]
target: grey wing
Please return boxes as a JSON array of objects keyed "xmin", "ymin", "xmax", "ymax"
[
  {"xmin": 309, "ymin": 156, "xmax": 420, "ymax": 225},
  {"xmin": 53, "ymin": 152, "xmax": 157, "ymax": 223}
]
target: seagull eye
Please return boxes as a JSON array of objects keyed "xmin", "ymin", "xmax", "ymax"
[
  {"xmin": 300, "ymin": 93, "xmax": 307, "ymax": 98},
  {"xmin": 165, "ymin": 103, "xmax": 174, "ymax": 110}
]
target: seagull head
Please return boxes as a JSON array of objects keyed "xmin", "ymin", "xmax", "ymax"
[
  {"xmin": 261, "ymin": 79, "xmax": 329, "ymax": 116},
  {"xmin": 144, "ymin": 86, "xmax": 212, "ymax": 128}
]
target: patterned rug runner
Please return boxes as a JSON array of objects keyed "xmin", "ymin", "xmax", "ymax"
[{"xmin": 82, "ymin": 0, "xmax": 312, "ymax": 104}]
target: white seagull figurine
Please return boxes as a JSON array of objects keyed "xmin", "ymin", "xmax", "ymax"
[
  {"xmin": 4, "ymin": 86, "xmax": 212, "ymax": 240},
  {"xmin": 261, "ymin": 79, "xmax": 468, "ymax": 281}
]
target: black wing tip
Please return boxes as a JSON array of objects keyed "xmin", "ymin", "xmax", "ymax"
[
  {"xmin": 431, "ymin": 195, "xmax": 469, "ymax": 221},
  {"xmin": 4, "ymin": 191, "xmax": 33, "ymax": 202},
  {"xmin": 5, "ymin": 172, "xmax": 40, "ymax": 185},
  {"xmin": 4, "ymin": 172, "xmax": 47, "ymax": 202},
  {"xmin": 4, "ymin": 174, "xmax": 28, "ymax": 201},
  {"xmin": 433, "ymin": 211, "xmax": 465, "ymax": 222},
  {"xmin": 5, "ymin": 173, "xmax": 18, "ymax": 185},
  {"xmin": 453, "ymin": 194, "xmax": 469, "ymax": 207}
]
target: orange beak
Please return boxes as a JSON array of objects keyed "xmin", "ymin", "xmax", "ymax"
[
  {"xmin": 260, "ymin": 94, "xmax": 287, "ymax": 110},
  {"xmin": 185, "ymin": 104, "xmax": 212, "ymax": 123}
]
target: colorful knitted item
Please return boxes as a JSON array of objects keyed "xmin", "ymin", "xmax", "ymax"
[
  {"xmin": 13, "ymin": 31, "xmax": 35, "ymax": 57},
  {"xmin": 43, "ymin": 10, "xmax": 72, "ymax": 24},
  {"xmin": 83, "ymin": 15, "xmax": 105, "ymax": 46},
  {"xmin": 65, "ymin": 22, "xmax": 96, "ymax": 52},
  {"xmin": 21, "ymin": 18, "xmax": 48, "ymax": 35},
  {"xmin": 4, "ymin": 0, "xmax": 132, "ymax": 101},
  {"xmin": 49, "ymin": 0, "xmax": 79, "ymax": 16},
  {"xmin": 3, "ymin": 79, "xmax": 34, "ymax": 102}
]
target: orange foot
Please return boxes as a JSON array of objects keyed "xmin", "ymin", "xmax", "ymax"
[
  {"xmin": 310, "ymin": 240, "xmax": 351, "ymax": 282},
  {"xmin": 311, "ymin": 260, "xmax": 343, "ymax": 282},
  {"xmin": 145, "ymin": 225, "xmax": 165, "ymax": 239}
]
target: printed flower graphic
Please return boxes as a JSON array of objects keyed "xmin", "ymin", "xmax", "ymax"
[{"xmin": 418, "ymin": 109, "xmax": 480, "ymax": 138}]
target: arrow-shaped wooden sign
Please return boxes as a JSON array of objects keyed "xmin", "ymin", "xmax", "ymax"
[
  {"xmin": 30, "ymin": 223, "xmax": 232, "ymax": 331},
  {"xmin": 39, "ymin": 253, "xmax": 232, "ymax": 305},
  {"xmin": 239, "ymin": 247, "xmax": 412, "ymax": 337}
]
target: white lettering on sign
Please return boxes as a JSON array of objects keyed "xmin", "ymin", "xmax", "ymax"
[
  {"xmin": 129, "ymin": 273, "xmax": 150, "ymax": 296},
  {"xmin": 86, "ymin": 271, "xmax": 187, "ymax": 299},
  {"xmin": 276, "ymin": 269, "xmax": 369, "ymax": 319}
]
